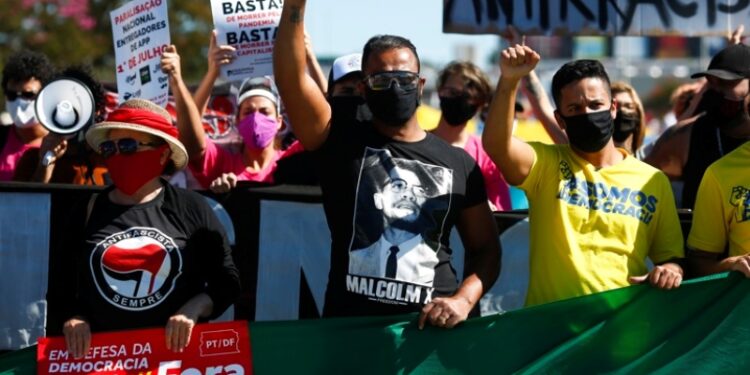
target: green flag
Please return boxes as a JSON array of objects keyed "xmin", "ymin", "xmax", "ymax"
[{"xmin": 3, "ymin": 273, "xmax": 749, "ymax": 374}]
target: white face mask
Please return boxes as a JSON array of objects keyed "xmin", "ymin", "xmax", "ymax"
[{"xmin": 6, "ymin": 98, "xmax": 38, "ymax": 128}]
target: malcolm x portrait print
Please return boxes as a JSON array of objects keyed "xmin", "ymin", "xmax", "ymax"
[{"xmin": 348, "ymin": 148, "xmax": 453, "ymax": 286}]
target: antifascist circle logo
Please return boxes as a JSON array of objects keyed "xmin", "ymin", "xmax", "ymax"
[{"xmin": 90, "ymin": 227, "xmax": 182, "ymax": 311}]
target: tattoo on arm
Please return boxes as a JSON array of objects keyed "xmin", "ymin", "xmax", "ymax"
[{"xmin": 290, "ymin": 6, "xmax": 303, "ymax": 23}]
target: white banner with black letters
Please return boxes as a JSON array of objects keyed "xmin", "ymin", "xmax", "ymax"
[
  {"xmin": 110, "ymin": 0, "xmax": 171, "ymax": 107},
  {"xmin": 210, "ymin": 0, "xmax": 283, "ymax": 81},
  {"xmin": 444, "ymin": 0, "xmax": 746, "ymax": 36}
]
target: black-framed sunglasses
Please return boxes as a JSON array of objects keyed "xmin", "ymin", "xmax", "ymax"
[
  {"xmin": 5, "ymin": 90, "xmax": 38, "ymax": 101},
  {"xmin": 363, "ymin": 71, "xmax": 420, "ymax": 91},
  {"xmin": 98, "ymin": 138, "xmax": 164, "ymax": 159}
]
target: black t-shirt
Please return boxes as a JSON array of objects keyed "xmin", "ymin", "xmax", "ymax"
[
  {"xmin": 683, "ymin": 114, "xmax": 749, "ymax": 208},
  {"xmin": 61, "ymin": 181, "xmax": 240, "ymax": 332},
  {"xmin": 317, "ymin": 118, "xmax": 487, "ymax": 317}
]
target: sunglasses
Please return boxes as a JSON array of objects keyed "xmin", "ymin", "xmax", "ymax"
[
  {"xmin": 363, "ymin": 71, "xmax": 420, "ymax": 91},
  {"xmin": 99, "ymin": 138, "xmax": 164, "ymax": 159},
  {"xmin": 5, "ymin": 90, "xmax": 38, "ymax": 101}
]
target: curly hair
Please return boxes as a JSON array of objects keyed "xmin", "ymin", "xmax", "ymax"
[{"xmin": 2, "ymin": 50, "xmax": 56, "ymax": 93}]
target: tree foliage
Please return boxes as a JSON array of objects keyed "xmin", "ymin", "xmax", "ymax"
[{"xmin": 0, "ymin": 0, "xmax": 215, "ymax": 85}]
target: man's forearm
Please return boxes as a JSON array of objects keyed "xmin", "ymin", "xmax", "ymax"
[
  {"xmin": 484, "ymin": 78, "xmax": 520, "ymax": 157},
  {"xmin": 272, "ymin": 0, "xmax": 331, "ymax": 150},
  {"xmin": 274, "ymin": 0, "xmax": 308, "ymax": 90},
  {"xmin": 456, "ymin": 245, "xmax": 501, "ymax": 309}
]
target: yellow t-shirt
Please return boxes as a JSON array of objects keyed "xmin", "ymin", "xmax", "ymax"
[
  {"xmin": 687, "ymin": 141, "xmax": 750, "ymax": 256},
  {"xmin": 519, "ymin": 142, "xmax": 684, "ymax": 307}
]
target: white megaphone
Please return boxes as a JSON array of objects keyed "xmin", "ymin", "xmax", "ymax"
[{"xmin": 34, "ymin": 78, "xmax": 95, "ymax": 166}]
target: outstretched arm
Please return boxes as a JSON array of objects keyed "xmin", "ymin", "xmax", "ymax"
[
  {"xmin": 482, "ymin": 45, "xmax": 540, "ymax": 186},
  {"xmin": 161, "ymin": 45, "xmax": 207, "ymax": 162},
  {"xmin": 688, "ymin": 249, "xmax": 750, "ymax": 278},
  {"xmin": 521, "ymin": 71, "xmax": 567, "ymax": 144},
  {"xmin": 193, "ymin": 30, "xmax": 236, "ymax": 116},
  {"xmin": 305, "ymin": 32, "xmax": 328, "ymax": 95},
  {"xmin": 502, "ymin": 26, "xmax": 566, "ymax": 144},
  {"xmin": 273, "ymin": 0, "xmax": 332, "ymax": 151}
]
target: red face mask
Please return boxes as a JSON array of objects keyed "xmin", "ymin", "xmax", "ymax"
[{"xmin": 104, "ymin": 146, "xmax": 169, "ymax": 196}]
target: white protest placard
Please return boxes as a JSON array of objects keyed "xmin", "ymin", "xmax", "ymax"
[
  {"xmin": 110, "ymin": 0, "xmax": 171, "ymax": 107},
  {"xmin": 444, "ymin": 0, "xmax": 743, "ymax": 36},
  {"xmin": 210, "ymin": 0, "xmax": 283, "ymax": 81}
]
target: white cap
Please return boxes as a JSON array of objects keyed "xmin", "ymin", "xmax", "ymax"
[{"xmin": 331, "ymin": 53, "xmax": 362, "ymax": 82}]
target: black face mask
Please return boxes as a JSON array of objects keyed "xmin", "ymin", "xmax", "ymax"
[
  {"xmin": 330, "ymin": 96, "xmax": 368, "ymax": 124},
  {"xmin": 613, "ymin": 111, "xmax": 639, "ymax": 142},
  {"xmin": 364, "ymin": 85, "xmax": 420, "ymax": 127},
  {"xmin": 561, "ymin": 109, "xmax": 614, "ymax": 153},
  {"xmin": 439, "ymin": 94, "xmax": 478, "ymax": 126},
  {"xmin": 701, "ymin": 89, "xmax": 748, "ymax": 129}
]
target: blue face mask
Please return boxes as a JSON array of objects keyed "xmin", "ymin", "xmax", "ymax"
[{"xmin": 561, "ymin": 109, "xmax": 614, "ymax": 153}]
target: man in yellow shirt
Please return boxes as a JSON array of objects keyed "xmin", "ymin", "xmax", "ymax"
[
  {"xmin": 687, "ymin": 130, "xmax": 750, "ymax": 276},
  {"xmin": 483, "ymin": 44, "xmax": 684, "ymax": 307}
]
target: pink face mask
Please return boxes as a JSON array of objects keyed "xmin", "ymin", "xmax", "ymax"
[{"xmin": 236, "ymin": 111, "xmax": 279, "ymax": 150}]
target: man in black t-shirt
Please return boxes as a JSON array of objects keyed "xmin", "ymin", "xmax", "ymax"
[
  {"xmin": 645, "ymin": 44, "xmax": 750, "ymax": 208},
  {"xmin": 274, "ymin": 1, "xmax": 501, "ymax": 329}
]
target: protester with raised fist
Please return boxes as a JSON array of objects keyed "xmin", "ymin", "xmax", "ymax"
[
  {"xmin": 57, "ymin": 98, "xmax": 240, "ymax": 358},
  {"xmin": 273, "ymin": 0, "xmax": 500, "ymax": 329},
  {"xmin": 483, "ymin": 44, "xmax": 684, "ymax": 307},
  {"xmin": 504, "ymin": 27, "xmax": 647, "ymax": 156},
  {"xmin": 160, "ymin": 43, "xmax": 304, "ymax": 192}
]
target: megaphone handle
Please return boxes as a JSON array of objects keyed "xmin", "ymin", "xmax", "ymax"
[{"xmin": 41, "ymin": 150, "xmax": 55, "ymax": 167}]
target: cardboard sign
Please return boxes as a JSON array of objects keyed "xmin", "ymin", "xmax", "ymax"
[
  {"xmin": 37, "ymin": 321, "xmax": 252, "ymax": 374},
  {"xmin": 444, "ymin": 0, "xmax": 746, "ymax": 36},
  {"xmin": 110, "ymin": 0, "xmax": 171, "ymax": 107},
  {"xmin": 210, "ymin": 0, "xmax": 284, "ymax": 81}
]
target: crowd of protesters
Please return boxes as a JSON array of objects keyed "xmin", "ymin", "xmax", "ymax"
[{"xmin": 2, "ymin": 0, "xmax": 750, "ymax": 356}]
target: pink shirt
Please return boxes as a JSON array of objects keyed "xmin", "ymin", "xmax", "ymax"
[
  {"xmin": 190, "ymin": 139, "xmax": 304, "ymax": 189},
  {"xmin": 0, "ymin": 128, "xmax": 36, "ymax": 182},
  {"xmin": 463, "ymin": 135, "xmax": 511, "ymax": 211}
]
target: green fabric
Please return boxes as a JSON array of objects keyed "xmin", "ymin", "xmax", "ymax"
[
  {"xmin": 251, "ymin": 273, "xmax": 747, "ymax": 374},
  {"xmin": 3, "ymin": 273, "xmax": 749, "ymax": 374},
  {"xmin": 0, "ymin": 347, "xmax": 35, "ymax": 375}
]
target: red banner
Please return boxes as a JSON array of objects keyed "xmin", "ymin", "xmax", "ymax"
[{"xmin": 37, "ymin": 321, "xmax": 252, "ymax": 374}]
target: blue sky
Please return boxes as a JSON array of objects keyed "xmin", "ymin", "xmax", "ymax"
[{"xmin": 304, "ymin": 0, "xmax": 501, "ymax": 69}]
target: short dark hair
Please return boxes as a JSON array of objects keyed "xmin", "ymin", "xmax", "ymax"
[
  {"xmin": 2, "ymin": 50, "xmax": 56, "ymax": 93},
  {"xmin": 551, "ymin": 59, "xmax": 611, "ymax": 108},
  {"xmin": 362, "ymin": 35, "xmax": 420, "ymax": 73}
]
